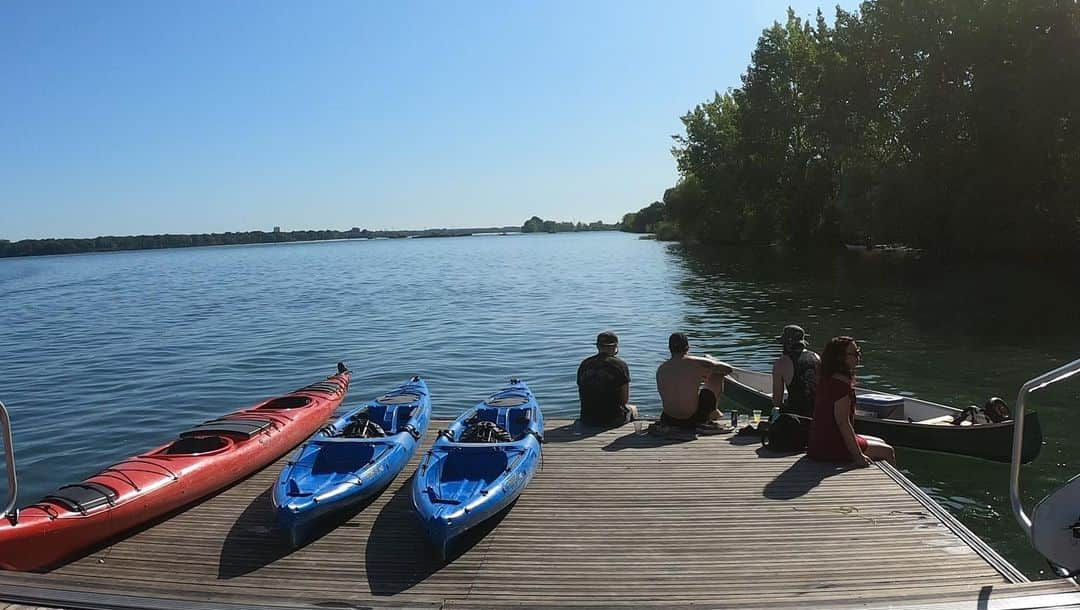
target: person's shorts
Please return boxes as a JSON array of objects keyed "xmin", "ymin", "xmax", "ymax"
[{"xmin": 660, "ymin": 389, "xmax": 718, "ymax": 428}]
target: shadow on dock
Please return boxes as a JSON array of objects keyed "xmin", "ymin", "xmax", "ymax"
[
  {"xmin": 218, "ymin": 487, "xmax": 380, "ymax": 579},
  {"xmin": 365, "ymin": 475, "xmax": 514, "ymax": 596},
  {"xmin": 364, "ymin": 477, "xmax": 440, "ymax": 596},
  {"xmin": 544, "ymin": 420, "xmax": 621, "ymax": 443},
  {"xmin": 218, "ymin": 489, "xmax": 290, "ymax": 579},
  {"xmin": 762, "ymin": 456, "xmax": 850, "ymax": 500},
  {"xmin": 600, "ymin": 430, "xmax": 696, "ymax": 451}
]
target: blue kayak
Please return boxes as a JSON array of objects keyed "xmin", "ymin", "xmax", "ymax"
[
  {"xmin": 273, "ymin": 377, "xmax": 431, "ymax": 546},
  {"xmin": 411, "ymin": 379, "xmax": 543, "ymax": 559}
]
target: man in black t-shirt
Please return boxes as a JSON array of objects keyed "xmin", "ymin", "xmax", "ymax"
[{"xmin": 577, "ymin": 331, "xmax": 637, "ymax": 427}]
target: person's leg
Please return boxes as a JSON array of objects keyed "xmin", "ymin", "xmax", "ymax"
[
  {"xmin": 703, "ymin": 371, "xmax": 726, "ymax": 421},
  {"xmin": 692, "ymin": 388, "xmax": 719, "ymax": 424},
  {"xmin": 863, "ymin": 437, "xmax": 896, "ymax": 465}
]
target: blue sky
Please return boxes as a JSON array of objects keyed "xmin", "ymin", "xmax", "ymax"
[{"xmin": 2, "ymin": 1, "xmax": 858, "ymax": 240}]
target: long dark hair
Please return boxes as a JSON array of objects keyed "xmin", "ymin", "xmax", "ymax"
[{"xmin": 820, "ymin": 336, "xmax": 860, "ymax": 383}]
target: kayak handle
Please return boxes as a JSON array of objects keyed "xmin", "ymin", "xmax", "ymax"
[
  {"xmin": 1010, "ymin": 356, "xmax": 1080, "ymax": 537},
  {"xmin": 1, "ymin": 400, "xmax": 18, "ymax": 525}
]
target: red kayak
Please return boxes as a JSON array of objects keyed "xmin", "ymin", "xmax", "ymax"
[{"xmin": 0, "ymin": 364, "xmax": 351, "ymax": 572}]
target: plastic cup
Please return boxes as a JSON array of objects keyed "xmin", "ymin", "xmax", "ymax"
[
  {"xmin": 738, "ymin": 413, "xmax": 750, "ymax": 429},
  {"xmin": 634, "ymin": 419, "xmax": 643, "ymax": 434},
  {"xmin": 752, "ymin": 409, "xmax": 762, "ymax": 425}
]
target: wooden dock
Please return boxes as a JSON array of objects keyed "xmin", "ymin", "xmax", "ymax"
[{"xmin": 0, "ymin": 419, "xmax": 1077, "ymax": 609}]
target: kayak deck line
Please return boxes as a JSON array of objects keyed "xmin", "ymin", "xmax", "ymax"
[{"xmin": 0, "ymin": 419, "xmax": 1076, "ymax": 610}]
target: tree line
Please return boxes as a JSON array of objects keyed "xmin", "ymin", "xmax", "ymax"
[
  {"xmin": 624, "ymin": 0, "xmax": 1080, "ymax": 259},
  {"xmin": 521, "ymin": 216, "xmax": 620, "ymax": 233}
]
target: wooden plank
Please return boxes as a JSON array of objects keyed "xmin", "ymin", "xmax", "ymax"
[{"xmin": 0, "ymin": 419, "xmax": 1075, "ymax": 610}]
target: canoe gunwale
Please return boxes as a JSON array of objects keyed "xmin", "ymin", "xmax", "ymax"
[{"xmin": 723, "ymin": 368, "xmax": 1042, "ymax": 463}]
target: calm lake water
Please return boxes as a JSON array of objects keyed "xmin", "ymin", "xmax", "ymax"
[{"xmin": 0, "ymin": 232, "xmax": 1076, "ymax": 578}]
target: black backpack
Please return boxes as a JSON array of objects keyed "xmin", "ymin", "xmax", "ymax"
[{"xmin": 761, "ymin": 413, "xmax": 812, "ymax": 452}]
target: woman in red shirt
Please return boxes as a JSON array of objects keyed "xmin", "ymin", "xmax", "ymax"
[{"xmin": 807, "ymin": 337, "xmax": 896, "ymax": 467}]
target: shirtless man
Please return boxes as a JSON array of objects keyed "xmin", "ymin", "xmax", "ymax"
[{"xmin": 655, "ymin": 332, "xmax": 733, "ymax": 437}]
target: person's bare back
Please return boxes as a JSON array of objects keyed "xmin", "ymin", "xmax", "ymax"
[
  {"xmin": 655, "ymin": 333, "xmax": 733, "ymax": 422},
  {"xmin": 657, "ymin": 355, "xmax": 729, "ymax": 419}
]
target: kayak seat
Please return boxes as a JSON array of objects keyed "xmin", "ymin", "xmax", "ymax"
[
  {"xmin": 179, "ymin": 417, "xmax": 273, "ymax": 439},
  {"xmin": 506, "ymin": 407, "xmax": 533, "ymax": 439},
  {"xmin": 365, "ymin": 405, "xmax": 398, "ymax": 431},
  {"xmin": 44, "ymin": 482, "xmax": 118, "ymax": 514},
  {"xmin": 468, "ymin": 408, "xmax": 501, "ymax": 436},
  {"xmin": 392, "ymin": 406, "xmax": 418, "ymax": 432},
  {"xmin": 341, "ymin": 415, "xmax": 385, "ymax": 438}
]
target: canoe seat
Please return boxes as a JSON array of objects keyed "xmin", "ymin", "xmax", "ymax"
[
  {"xmin": 44, "ymin": 482, "xmax": 118, "ymax": 514},
  {"xmin": 913, "ymin": 415, "xmax": 956, "ymax": 426},
  {"xmin": 179, "ymin": 417, "xmax": 273, "ymax": 439}
]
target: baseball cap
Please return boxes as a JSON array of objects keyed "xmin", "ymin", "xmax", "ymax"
[
  {"xmin": 596, "ymin": 331, "xmax": 619, "ymax": 346},
  {"xmin": 776, "ymin": 325, "xmax": 808, "ymax": 348}
]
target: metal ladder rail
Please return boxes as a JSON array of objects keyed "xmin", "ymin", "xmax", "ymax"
[
  {"xmin": 1009, "ymin": 356, "xmax": 1080, "ymax": 535},
  {"xmin": 1, "ymin": 400, "xmax": 17, "ymax": 524}
]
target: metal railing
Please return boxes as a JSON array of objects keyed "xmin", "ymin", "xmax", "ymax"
[
  {"xmin": 1010, "ymin": 356, "xmax": 1080, "ymax": 537},
  {"xmin": 1, "ymin": 400, "xmax": 17, "ymax": 524}
]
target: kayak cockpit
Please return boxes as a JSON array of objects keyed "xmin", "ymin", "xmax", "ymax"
[
  {"xmin": 158, "ymin": 435, "xmax": 232, "ymax": 456},
  {"xmin": 256, "ymin": 396, "xmax": 312, "ymax": 410},
  {"xmin": 327, "ymin": 404, "xmax": 420, "ymax": 439},
  {"xmin": 308, "ymin": 442, "xmax": 385, "ymax": 476},
  {"xmin": 445, "ymin": 406, "xmax": 536, "ymax": 443},
  {"xmin": 422, "ymin": 447, "xmax": 514, "ymax": 500}
]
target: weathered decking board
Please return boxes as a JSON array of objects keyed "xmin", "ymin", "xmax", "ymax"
[{"xmin": 0, "ymin": 419, "xmax": 1077, "ymax": 610}]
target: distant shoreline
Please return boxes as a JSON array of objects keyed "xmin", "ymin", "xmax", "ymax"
[
  {"xmin": 0, "ymin": 226, "xmax": 517, "ymax": 259},
  {"xmin": 0, "ymin": 225, "xmax": 623, "ymax": 259}
]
